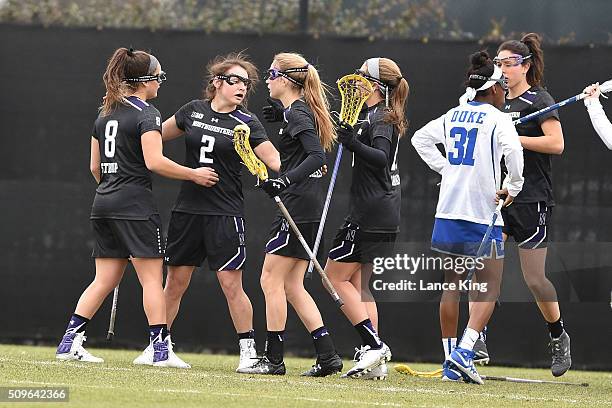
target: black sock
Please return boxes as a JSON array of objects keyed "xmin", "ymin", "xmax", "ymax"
[
  {"xmin": 311, "ymin": 326, "xmax": 335, "ymax": 357},
  {"xmin": 547, "ymin": 317, "xmax": 564, "ymax": 338},
  {"xmin": 149, "ymin": 324, "xmax": 168, "ymax": 344},
  {"xmin": 238, "ymin": 330, "xmax": 255, "ymax": 340},
  {"xmin": 354, "ymin": 319, "xmax": 382, "ymax": 349},
  {"xmin": 66, "ymin": 314, "xmax": 89, "ymax": 334},
  {"xmin": 265, "ymin": 330, "xmax": 284, "ymax": 364}
]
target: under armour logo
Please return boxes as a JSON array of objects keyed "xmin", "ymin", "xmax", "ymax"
[{"xmin": 211, "ymin": 117, "xmax": 219, "ymax": 123}]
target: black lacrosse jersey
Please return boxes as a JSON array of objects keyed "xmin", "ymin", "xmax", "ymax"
[
  {"xmin": 277, "ymin": 100, "xmax": 325, "ymax": 223},
  {"xmin": 346, "ymin": 103, "xmax": 401, "ymax": 233},
  {"xmin": 90, "ymin": 96, "xmax": 161, "ymax": 220},
  {"xmin": 502, "ymin": 86, "xmax": 559, "ymax": 206},
  {"xmin": 172, "ymin": 100, "xmax": 268, "ymax": 216}
]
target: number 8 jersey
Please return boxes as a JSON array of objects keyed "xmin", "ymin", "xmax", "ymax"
[{"xmin": 412, "ymin": 101, "xmax": 524, "ymax": 226}]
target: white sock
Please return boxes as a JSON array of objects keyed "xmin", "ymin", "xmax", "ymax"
[
  {"xmin": 458, "ymin": 328, "xmax": 480, "ymax": 351},
  {"xmin": 442, "ymin": 338, "xmax": 457, "ymax": 360}
]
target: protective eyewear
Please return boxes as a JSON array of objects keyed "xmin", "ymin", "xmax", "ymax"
[
  {"xmin": 354, "ymin": 69, "xmax": 387, "ymax": 88},
  {"xmin": 125, "ymin": 71, "xmax": 167, "ymax": 84},
  {"xmin": 469, "ymin": 74, "xmax": 509, "ymax": 91},
  {"xmin": 493, "ymin": 54, "xmax": 531, "ymax": 68},
  {"xmin": 213, "ymin": 74, "xmax": 252, "ymax": 88},
  {"xmin": 266, "ymin": 67, "xmax": 308, "ymax": 86}
]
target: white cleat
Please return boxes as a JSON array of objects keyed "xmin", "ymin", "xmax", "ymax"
[
  {"xmin": 343, "ymin": 343, "xmax": 391, "ymax": 378},
  {"xmin": 361, "ymin": 363, "xmax": 388, "ymax": 380},
  {"xmin": 133, "ymin": 342, "xmax": 154, "ymax": 366},
  {"xmin": 56, "ymin": 332, "xmax": 104, "ymax": 363},
  {"xmin": 236, "ymin": 338, "xmax": 258, "ymax": 373},
  {"xmin": 151, "ymin": 336, "xmax": 191, "ymax": 369}
]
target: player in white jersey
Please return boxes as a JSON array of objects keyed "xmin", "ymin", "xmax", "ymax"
[
  {"xmin": 583, "ymin": 83, "xmax": 612, "ymax": 149},
  {"xmin": 412, "ymin": 51, "xmax": 524, "ymax": 384}
]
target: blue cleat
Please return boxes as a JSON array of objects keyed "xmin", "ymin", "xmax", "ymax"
[{"xmin": 449, "ymin": 347, "xmax": 483, "ymax": 385}]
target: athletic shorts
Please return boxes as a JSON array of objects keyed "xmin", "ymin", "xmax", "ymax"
[
  {"xmin": 265, "ymin": 216, "xmax": 319, "ymax": 261},
  {"xmin": 431, "ymin": 218, "xmax": 504, "ymax": 259},
  {"xmin": 328, "ymin": 222, "xmax": 397, "ymax": 264},
  {"xmin": 91, "ymin": 215, "xmax": 164, "ymax": 258},
  {"xmin": 164, "ymin": 212, "xmax": 246, "ymax": 271},
  {"xmin": 501, "ymin": 201, "xmax": 551, "ymax": 249}
]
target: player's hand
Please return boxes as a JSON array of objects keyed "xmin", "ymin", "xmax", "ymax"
[
  {"xmin": 583, "ymin": 83, "xmax": 601, "ymax": 99},
  {"xmin": 260, "ymin": 175, "xmax": 290, "ymax": 198},
  {"xmin": 262, "ymin": 97, "xmax": 285, "ymax": 123},
  {"xmin": 320, "ymin": 164, "xmax": 328, "ymax": 176},
  {"xmin": 496, "ymin": 187, "xmax": 513, "ymax": 207},
  {"xmin": 191, "ymin": 167, "xmax": 218, "ymax": 187},
  {"xmin": 337, "ymin": 121, "xmax": 356, "ymax": 148}
]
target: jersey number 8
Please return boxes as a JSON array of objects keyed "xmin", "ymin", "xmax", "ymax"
[
  {"xmin": 199, "ymin": 134, "xmax": 215, "ymax": 164},
  {"xmin": 448, "ymin": 126, "xmax": 477, "ymax": 166},
  {"xmin": 104, "ymin": 120, "xmax": 119, "ymax": 158}
]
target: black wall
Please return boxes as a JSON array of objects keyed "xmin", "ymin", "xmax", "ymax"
[{"xmin": 1, "ymin": 24, "xmax": 610, "ymax": 369}]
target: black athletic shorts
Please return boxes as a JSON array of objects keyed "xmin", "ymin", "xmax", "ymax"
[
  {"xmin": 164, "ymin": 212, "xmax": 246, "ymax": 271},
  {"xmin": 91, "ymin": 214, "xmax": 164, "ymax": 258},
  {"xmin": 501, "ymin": 201, "xmax": 552, "ymax": 249},
  {"xmin": 265, "ymin": 216, "xmax": 319, "ymax": 261},
  {"xmin": 328, "ymin": 221, "xmax": 397, "ymax": 264}
]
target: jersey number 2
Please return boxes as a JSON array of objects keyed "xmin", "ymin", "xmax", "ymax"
[
  {"xmin": 104, "ymin": 120, "xmax": 118, "ymax": 158},
  {"xmin": 448, "ymin": 127, "xmax": 477, "ymax": 166},
  {"xmin": 199, "ymin": 135, "xmax": 215, "ymax": 164}
]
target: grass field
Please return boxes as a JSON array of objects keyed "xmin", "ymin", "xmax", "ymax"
[{"xmin": 0, "ymin": 344, "xmax": 610, "ymax": 408}]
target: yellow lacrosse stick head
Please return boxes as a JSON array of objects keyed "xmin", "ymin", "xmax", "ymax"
[
  {"xmin": 233, "ymin": 124, "xmax": 268, "ymax": 181},
  {"xmin": 337, "ymin": 74, "xmax": 374, "ymax": 126}
]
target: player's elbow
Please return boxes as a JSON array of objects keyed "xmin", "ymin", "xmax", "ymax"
[
  {"xmin": 144, "ymin": 154, "xmax": 164, "ymax": 172},
  {"xmin": 551, "ymin": 140, "xmax": 564, "ymax": 155}
]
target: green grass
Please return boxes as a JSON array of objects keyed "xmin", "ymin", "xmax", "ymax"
[{"xmin": 0, "ymin": 344, "xmax": 610, "ymax": 408}]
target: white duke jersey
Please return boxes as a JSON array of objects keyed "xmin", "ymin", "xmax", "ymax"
[{"xmin": 412, "ymin": 101, "xmax": 524, "ymax": 226}]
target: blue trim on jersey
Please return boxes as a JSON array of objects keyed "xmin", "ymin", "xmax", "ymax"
[
  {"xmin": 431, "ymin": 218, "xmax": 504, "ymax": 258},
  {"xmin": 467, "ymin": 101, "xmax": 485, "ymax": 106},
  {"xmin": 490, "ymin": 124, "xmax": 497, "ymax": 180},
  {"xmin": 126, "ymin": 96, "xmax": 148, "ymax": 110}
]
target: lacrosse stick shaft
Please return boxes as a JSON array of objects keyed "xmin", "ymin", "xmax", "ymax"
[
  {"xmin": 274, "ymin": 196, "xmax": 344, "ymax": 307},
  {"xmin": 306, "ymin": 144, "xmax": 344, "ymax": 278},
  {"xmin": 482, "ymin": 375, "xmax": 589, "ymax": 386},
  {"xmin": 106, "ymin": 285, "xmax": 119, "ymax": 341}
]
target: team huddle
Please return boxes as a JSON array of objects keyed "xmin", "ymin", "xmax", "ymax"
[{"xmin": 55, "ymin": 30, "xmax": 612, "ymax": 384}]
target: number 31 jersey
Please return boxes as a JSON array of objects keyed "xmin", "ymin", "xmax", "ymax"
[
  {"xmin": 412, "ymin": 101, "xmax": 524, "ymax": 226},
  {"xmin": 172, "ymin": 100, "xmax": 268, "ymax": 217}
]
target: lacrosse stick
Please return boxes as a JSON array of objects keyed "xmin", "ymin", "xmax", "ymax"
[
  {"xmin": 106, "ymin": 285, "xmax": 119, "ymax": 341},
  {"xmin": 306, "ymin": 74, "xmax": 374, "ymax": 278},
  {"xmin": 514, "ymin": 79, "xmax": 612, "ymax": 125},
  {"xmin": 233, "ymin": 124, "xmax": 344, "ymax": 307}
]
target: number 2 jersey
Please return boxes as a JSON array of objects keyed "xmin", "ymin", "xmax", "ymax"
[
  {"xmin": 172, "ymin": 99, "xmax": 268, "ymax": 217},
  {"xmin": 412, "ymin": 101, "xmax": 524, "ymax": 226},
  {"xmin": 91, "ymin": 96, "xmax": 162, "ymax": 220}
]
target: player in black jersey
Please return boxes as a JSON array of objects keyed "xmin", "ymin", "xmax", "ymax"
[
  {"xmin": 496, "ymin": 33, "xmax": 571, "ymax": 376},
  {"xmin": 326, "ymin": 58, "xmax": 409, "ymax": 380},
  {"xmin": 56, "ymin": 48, "xmax": 214, "ymax": 367},
  {"xmin": 132, "ymin": 53, "xmax": 280, "ymax": 371},
  {"xmin": 241, "ymin": 52, "xmax": 342, "ymax": 377}
]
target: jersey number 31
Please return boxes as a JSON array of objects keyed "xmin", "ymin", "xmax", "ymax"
[{"xmin": 448, "ymin": 126, "xmax": 477, "ymax": 166}]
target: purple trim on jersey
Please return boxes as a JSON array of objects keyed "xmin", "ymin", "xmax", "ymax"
[
  {"xmin": 232, "ymin": 110, "xmax": 252, "ymax": 124},
  {"xmin": 519, "ymin": 91, "xmax": 538, "ymax": 103},
  {"xmin": 329, "ymin": 240, "xmax": 354, "ymax": 261},
  {"xmin": 220, "ymin": 246, "xmax": 246, "ymax": 271},
  {"xmin": 266, "ymin": 228, "xmax": 290, "ymax": 253},
  {"xmin": 126, "ymin": 96, "xmax": 148, "ymax": 110}
]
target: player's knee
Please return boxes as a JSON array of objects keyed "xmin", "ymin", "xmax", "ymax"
[
  {"xmin": 219, "ymin": 276, "xmax": 243, "ymax": 299},
  {"xmin": 165, "ymin": 274, "xmax": 190, "ymax": 297},
  {"xmin": 260, "ymin": 270, "xmax": 282, "ymax": 295}
]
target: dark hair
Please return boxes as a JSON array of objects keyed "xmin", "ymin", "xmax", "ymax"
[
  {"xmin": 466, "ymin": 51, "xmax": 495, "ymax": 97},
  {"xmin": 497, "ymin": 32, "xmax": 544, "ymax": 86},
  {"xmin": 101, "ymin": 47, "xmax": 153, "ymax": 116},
  {"xmin": 204, "ymin": 51, "xmax": 259, "ymax": 105}
]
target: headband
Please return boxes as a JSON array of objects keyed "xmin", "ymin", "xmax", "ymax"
[{"xmin": 459, "ymin": 64, "xmax": 504, "ymax": 104}]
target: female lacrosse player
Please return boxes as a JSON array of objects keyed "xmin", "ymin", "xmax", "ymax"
[
  {"xmin": 496, "ymin": 33, "xmax": 571, "ymax": 376},
  {"xmin": 56, "ymin": 47, "xmax": 214, "ymax": 366},
  {"xmin": 131, "ymin": 53, "xmax": 280, "ymax": 371},
  {"xmin": 324, "ymin": 57, "xmax": 408, "ymax": 380},
  {"xmin": 583, "ymin": 83, "xmax": 612, "ymax": 149},
  {"xmin": 412, "ymin": 51, "xmax": 524, "ymax": 384},
  {"xmin": 240, "ymin": 52, "xmax": 342, "ymax": 376}
]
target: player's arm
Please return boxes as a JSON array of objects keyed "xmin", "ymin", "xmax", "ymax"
[
  {"xmin": 411, "ymin": 115, "xmax": 447, "ymax": 174},
  {"xmin": 498, "ymin": 116, "xmax": 525, "ymax": 203},
  {"xmin": 284, "ymin": 129, "xmax": 326, "ymax": 183},
  {"xmin": 141, "ymin": 130, "xmax": 218, "ymax": 187},
  {"xmin": 338, "ymin": 121, "xmax": 390, "ymax": 168},
  {"xmin": 254, "ymin": 141, "xmax": 281, "ymax": 173},
  {"xmin": 583, "ymin": 85, "xmax": 612, "ymax": 150},
  {"xmin": 90, "ymin": 136, "xmax": 101, "ymax": 184},
  {"xmin": 161, "ymin": 115, "xmax": 184, "ymax": 142},
  {"xmin": 518, "ymin": 117, "xmax": 564, "ymax": 155}
]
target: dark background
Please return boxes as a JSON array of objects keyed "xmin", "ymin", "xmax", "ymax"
[{"xmin": 1, "ymin": 24, "xmax": 610, "ymax": 370}]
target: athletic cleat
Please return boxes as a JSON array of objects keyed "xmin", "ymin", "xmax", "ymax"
[
  {"xmin": 152, "ymin": 337, "xmax": 191, "ymax": 369},
  {"xmin": 236, "ymin": 338, "xmax": 258, "ymax": 372},
  {"xmin": 549, "ymin": 331, "xmax": 571, "ymax": 377},
  {"xmin": 441, "ymin": 360, "xmax": 464, "ymax": 382},
  {"xmin": 133, "ymin": 342, "xmax": 154, "ymax": 365},
  {"xmin": 361, "ymin": 363, "xmax": 388, "ymax": 380},
  {"xmin": 301, "ymin": 353, "xmax": 343, "ymax": 377},
  {"xmin": 344, "ymin": 343, "xmax": 391, "ymax": 378},
  {"xmin": 473, "ymin": 338, "xmax": 490, "ymax": 365},
  {"xmin": 238, "ymin": 356, "xmax": 286, "ymax": 375},
  {"xmin": 56, "ymin": 331, "xmax": 104, "ymax": 363},
  {"xmin": 449, "ymin": 347, "xmax": 483, "ymax": 385}
]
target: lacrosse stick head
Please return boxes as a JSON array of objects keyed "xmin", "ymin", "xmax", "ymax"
[
  {"xmin": 233, "ymin": 124, "xmax": 268, "ymax": 181},
  {"xmin": 337, "ymin": 74, "xmax": 374, "ymax": 126}
]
